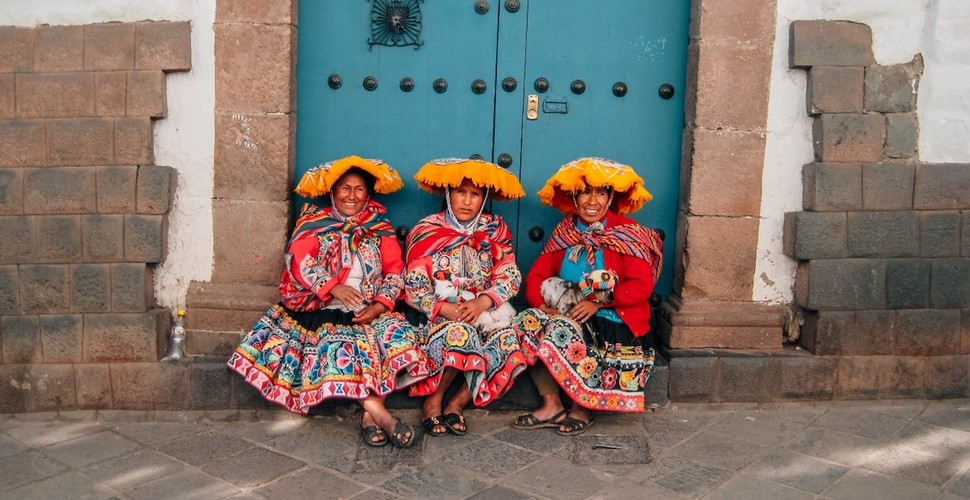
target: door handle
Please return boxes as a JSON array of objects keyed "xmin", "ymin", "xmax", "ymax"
[
  {"xmin": 527, "ymin": 94, "xmax": 539, "ymax": 120},
  {"xmin": 497, "ymin": 153, "xmax": 513, "ymax": 168}
]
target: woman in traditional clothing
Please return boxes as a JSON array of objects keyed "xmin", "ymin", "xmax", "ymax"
[
  {"xmin": 227, "ymin": 155, "xmax": 428, "ymax": 448},
  {"xmin": 512, "ymin": 157, "xmax": 664, "ymax": 436},
  {"xmin": 403, "ymin": 158, "xmax": 528, "ymax": 437}
]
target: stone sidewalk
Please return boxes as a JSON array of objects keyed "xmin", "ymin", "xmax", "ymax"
[{"xmin": 1, "ymin": 399, "xmax": 968, "ymax": 499}]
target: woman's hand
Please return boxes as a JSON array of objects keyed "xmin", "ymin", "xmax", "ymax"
[
  {"xmin": 538, "ymin": 304, "xmax": 559, "ymax": 315},
  {"xmin": 437, "ymin": 302, "xmax": 461, "ymax": 321},
  {"xmin": 456, "ymin": 295, "xmax": 493, "ymax": 324},
  {"xmin": 353, "ymin": 302, "xmax": 387, "ymax": 324},
  {"xmin": 568, "ymin": 299, "xmax": 602, "ymax": 323},
  {"xmin": 330, "ymin": 284, "xmax": 365, "ymax": 311}
]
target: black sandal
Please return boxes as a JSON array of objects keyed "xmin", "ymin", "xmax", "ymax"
[
  {"xmin": 389, "ymin": 418, "xmax": 418, "ymax": 448},
  {"xmin": 443, "ymin": 412, "xmax": 467, "ymax": 435},
  {"xmin": 360, "ymin": 424, "xmax": 388, "ymax": 447},
  {"xmin": 421, "ymin": 414, "xmax": 449, "ymax": 437},
  {"xmin": 512, "ymin": 409, "xmax": 568, "ymax": 430},
  {"xmin": 557, "ymin": 416, "xmax": 595, "ymax": 436}
]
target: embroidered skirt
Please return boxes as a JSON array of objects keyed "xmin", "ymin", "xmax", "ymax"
[
  {"xmin": 403, "ymin": 306, "xmax": 527, "ymax": 406},
  {"xmin": 514, "ymin": 308, "xmax": 654, "ymax": 412},
  {"xmin": 227, "ymin": 303, "xmax": 430, "ymax": 415}
]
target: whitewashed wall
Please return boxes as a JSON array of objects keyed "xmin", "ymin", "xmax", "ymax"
[
  {"xmin": 1, "ymin": 1, "xmax": 216, "ymax": 313},
  {"xmin": 755, "ymin": 0, "xmax": 970, "ymax": 303}
]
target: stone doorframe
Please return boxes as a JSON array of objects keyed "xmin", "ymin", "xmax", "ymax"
[{"xmin": 195, "ymin": 0, "xmax": 787, "ymax": 351}]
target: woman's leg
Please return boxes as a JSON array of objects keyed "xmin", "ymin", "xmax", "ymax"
[
  {"xmin": 360, "ymin": 394, "xmax": 413, "ymax": 447},
  {"xmin": 422, "ymin": 367, "xmax": 459, "ymax": 435},
  {"xmin": 513, "ymin": 364, "xmax": 568, "ymax": 427},
  {"xmin": 442, "ymin": 382, "xmax": 471, "ymax": 434}
]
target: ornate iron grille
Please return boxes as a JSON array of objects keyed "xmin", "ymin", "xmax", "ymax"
[{"xmin": 369, "ymin": 0, "xmax": 423, "ymax": 49}]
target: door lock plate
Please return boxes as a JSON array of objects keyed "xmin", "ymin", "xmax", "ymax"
[{"xmin": 527, "ymin": 94, "xmax": 539, "ymax": 120}]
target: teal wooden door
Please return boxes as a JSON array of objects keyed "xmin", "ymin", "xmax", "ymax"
[{"xmin": 296, "ymin": 0, "xmax": 689, "ymax": 294}]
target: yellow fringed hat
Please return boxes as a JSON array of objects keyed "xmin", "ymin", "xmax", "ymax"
[
  {"xmin": 294, "ymin": 155, "xmax": 404, "ymax": 197},
  {"xmin": 414, "ymin": 158, "xmax": 525, "ymax": 202},
  {"xmin": 537, "ymin": 157, "xmax": 653, "ymax": 215}
]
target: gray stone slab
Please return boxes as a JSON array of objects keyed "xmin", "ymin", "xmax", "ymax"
[
  {"xmin": 946, "ymin": 467, "xmax": 970, "ymax": 497},
  {"xmin": 80, "ymin": 449, "xmax": 185, "ymax": 492},
  {"xmin": 627, "ymin": 455, "xmax": 732, "ymax": 497},
  {"xmin": 256, "ymin": 466, "xmax": 371, "ymax": 499},
  {"xmin": 813, "ymin": 408, "xmax": 911, "ymax": 440},
  {"xmin": 125, "ymin": 468, "xmax": 241, "ymax": 500},
  {"xmin": 352, "ymin": 433, "xmax": 424, "ymax": 473},
  {"xmin": 112, "ymin": 421, "xmax": 207, "ymax": 446},
  {"xmin": 861, "ymin": 444, "xmax": 962, "ymax": 487},
  {"xmin": 378, "ymin": 461, "xmax": 490, "ymax": 498},
  {"xmin": 570, "ymin": 434, "xmax": 650, "ymax": 466},
  {"xmin": 465, "ymin": 484, "xmax": 548, "ymax": 500},
  {"xmin": 893, "ymin": 421, "xmax": 970, "ymax": 461},
  {"xmin": 641, "ymin": 412, "xmax": 713, "ymax": 451},
  {"xmin": 153, "ymin": 429, "xmax": 254, "ymax": 467},
  {"xmin": 346, "ymin": 487, "xmax": 405, "ymax": 500},
  {"xmin": 588, "ymin": 478, "xmax": 692, "ymax": 499},
  {"xmin": 492, "ymin": 427, "xmax": 570, "ymax": 454},
  {"xmin": 707, "ymin": 412, "xmax": 811, "ymax": 446},
  {"xmin": 0, "ymin": 432, "xmax": 28, "ymax": 458},
  {"xmin": 40, "ymin": 430, "xmax": 142, "ymax": 468},
  {"xmin": 822, "ymin": 468, "xmax": 941, "ymax": 500},
  {"xmin": 218, "ymin": 419, "xmax": 307, "ymax": 444},
  {"xmin": 785, "ymin": 427, "xmax": 880, "ymax": 467},
  {"xmin": 666, "ymin": 430, "xmax": 768, "ymax": 471},
  {"xmin": 3, "ymin": 419, "xmax": 102, "ymax": 447},
  {"xmin": 0, "ymin": 450, "xmax": 69, "ymax": 490},
  {"xmin": 203, "ymin": 446, "xmax": 306, "ymax": 488},
  {"xmin": 504, "ymin": 456, "xmax": 608, "ymax": 500},
  {"xmin": 703, "ymin": 475, "xmax": 816, "ymax": 500},
  {"xmin": 2, "ymin": 471, "xmax": 116, "ymax": 500},
  {"xmin": 264, "ymin": 425, "xmax": 357, "ymax": 474},
  {"xmin": 444, "ymin": 437, "xmax": 542, "ymax": 478},
  {"xmin": 745, "ymin": 450, "xmax": 848, "ymax": 493},
  {"xmin": 917, "ymin": 404, "xmax": 970, "ymax": 432}
]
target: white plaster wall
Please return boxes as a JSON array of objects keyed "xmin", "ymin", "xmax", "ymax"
[
  {"xmin": 755, "ymin": 0, "xmax": 970, "ymax": 303},
  {"xmin": 1, "ymin": 1, "xmax": 216, "ymax": 314}
]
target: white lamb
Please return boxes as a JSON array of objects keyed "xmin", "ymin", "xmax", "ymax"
[{"xmin": 434, "ymin": 279, "xmax": 516, "ymax": 331}]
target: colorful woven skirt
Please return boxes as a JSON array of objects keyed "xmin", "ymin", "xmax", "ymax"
[
  {"xmin": 404, "ymin": 307, "xmax": 527, "ymax": 405},
  {"xmin": 227, "ymin": 303, "xmax": 429, "ymax": 415},
  {"xmin": 514, "ymin": 308, "xmax": 654, "ymax": 412}
]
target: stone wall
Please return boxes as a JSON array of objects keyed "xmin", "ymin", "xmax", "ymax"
[
  {"xmin": 0, "ymin": 22, "xmax": 190, "ymax": 412},
  {"xmin": 786, "ymin": 20, "xmax": 970, "ymax": 398}
]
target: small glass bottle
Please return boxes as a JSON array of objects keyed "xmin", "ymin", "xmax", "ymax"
[{"xmin": 161, "ymin": 310, "xmax": 187, "ymax": 362}]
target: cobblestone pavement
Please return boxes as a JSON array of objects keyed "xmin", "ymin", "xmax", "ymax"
[{"xmin": 1, "ymin": 399, "xmax": 969, "ymax": 499}]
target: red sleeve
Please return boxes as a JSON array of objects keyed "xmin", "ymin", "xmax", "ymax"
[
  {"xmin": 525, "ymin": 249, "xmax": 564, "ymax": 308},
  {"xmin": 607, "ymin": 250, "xmax": 655, "ymax": 307},
  {"xmin": 378, "ymin": 235, "xmax": 404, "ymax": 275}
]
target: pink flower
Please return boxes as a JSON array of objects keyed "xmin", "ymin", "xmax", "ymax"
[
  {"xmin": 565, "ymin": 342, "xmax": 587, "ymax": 364},
  {"xmin": 600, "ymin": 367, "xmax": 618, "ymax": 390}
]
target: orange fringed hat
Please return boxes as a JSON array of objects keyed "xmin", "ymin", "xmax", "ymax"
[
  {"xmin": 414, "ymin": 157, "xmax": 525, "ymax": 202},
  {"xmin": 294, "ymin": 155, "xmax": 404, "ymax": 197},
  {"xmin": 537, "ymin": 157, "xmax": 653, "ymax": 215}
]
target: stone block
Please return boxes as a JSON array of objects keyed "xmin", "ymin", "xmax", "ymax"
[
  {"xmin": 95, "ymin": 71, "xmax": 127, "ymax": 116},
  {"xmin": 795, "ymin": 259, "xmax": 885, "ymax": 311},
  {"xmin": 660, "ymin": 300, "xmax": 786, "ymax": 350},
  {"xmin": 893, "ymin": 309, "xmax": 961, "ymax": 356},
  {"xmin": 689, "ymin": 0, "xmax": 775, "ymax": 46},
  {"xmin": 680, "ymin": 216, "xmax": 759, "ymax": 301},
  {"xmin": 114, "ymin": 116, "xmax": 154, "ymax": 165},
  {"xmin": 920, "ymin": 211, "xmax": 961, "ymax": 257},
  {"xmin": 864, "ymin": 58, "xmax": 922, "ymax": 113},
  {"xmin": 846, "ymin": 211, "xmax": 919, "ymax": 258},
  {"xmin": 47, "ymin": 118, "xmax": 114, "ymax": 166},
  {"xmin": 963, "ymin": 211, "xmax": 970, "ymax": 257},
  {"xmin": 885, "ymin": 113, "xmax": 918, "ymax": 159},
  {"xmin": 719, "ymin": 357, "xmax": 772, "ymax": 402},
  {"xmin": 0, "ymin": 215, "xmax": 33, "ymax": 264},
  {"xmin": 19, "ymin": 265, "xmax": 70, "ymax": 314},
  {"xmin": 914, "ymin": 164, "xmax": 970, "ymax": 210},
  {"xmin": 127, "ymin": 70, "xmax": 166, "ymax": 117},
  {"xmin": 84, "ymin": 23, "xmax": 136, "ymax": 71},
  {"xmin": 883, "ymin": 357, "xmax": 925, "ymax": 399},
  {"xmin": 35, "ymin": 25, "xmax": 84, "ymax": 72},
  {"xmin": 834, "ymin": 355, "xmax": 884, "ymax": 399},
  {"xmin": 963, "ymin": 309, "xmax": 970, "ymax": 355},
  {"xmin": 0, "ymin": 26, "xmax": 35, "ymax": 73},
  {"xmin": 187, "ymin": 362, "xmax": 232, "ymax": 410},
  {"xmin": 862, "ymin": 163, "xmax": 915, "ymax": 210},
  {"xmin": 686, "ymin": 128, "xmax": 764, "ymax": 217},
  {"xmin": 803, "ymin": 163, "xmax": 862, "ymax": 211},
  {"xmin": 71, "ymin": 264, "xmax": 110, "ymax": 313},
  {"xmin": 0, "ymin": 119, "xmax": 47, "ymax": 167},
  {"xmin": 15, "ymin": 73, "xmax": 95, "ymax": 118},
  {"xmin": 0, "ymin": 75, "xmax": 13, "ymax": 118},
  {"xmin": 807, "ymin": 66, "xmax": 864, "ymax": 114},
  {"xmin": 186, "ymin": 328, "xmax": 244, "ymax": 357},
  {"xmin": 0, "ymin": 265, "xmax": 20, "ymax": 314},
  {"xmin": 0, "ymin": 169, "xmax": 23, "ymax": 215},
  {"xmin": 1, "ymin": 315, "xmax": 41, "ymax": 363},
  {"xmin": 930, "ymin": 259, "xmax": 970, "ymax": 308},
  {"xmin": 83, "ymin": 311, "xmax": 161, "ymax": 362},
  {"xmin": 34, "ymin": 215, "xmax": 81, "ymax": 263},
  {"xmin": 813, "ymin": 113, "xmax": 885, "ymax": 163},
  {"xmin": 777, "ymin": 355, "xmax": 836, "ymax": 400},
  {"xmin": 212, "ymin": 200, "xmax": 288, "ymax": 285},
  {"xmin": 75, "ymin": 364, "xmax": 112, "ymax": 409},
  {"xmin": 783, "ymin": 211, "xmax": 847, "ymax": 260},
  {"xmin": 24, "ymin": 167, "xmax": 97, "ymax": 215},
  {"xmin": 800, "ymin": 310, "xmax": 894, "ymax": 356},
  {"xmin": 111, "ymin": 263, "xmax": 153, "ymax": 312},
  {"xmin": 136, "ymin": 165, "xmax": 174, "ymax": 214},
  {"xmin": 96, "ymin": 166, "xmax": 137, "ymax": 213},
  {"xmin": 924, "ymin": 355, "xmax": 969, "ymax": 398},
  {"xmin": 109, "ymin": 362, "xmax": 189, "ymax": 410},
  {"xmin": 885, "ymin": 259, "xmax": 931, "ymax": 309},
  {"xmin": 214, "ymin": 113, "xmax": 295, "ymax": 201},
  {"xmin": 693, "ymin": 41, "xmax": 772, "ymax": 130},
  {"xmin": 668, "ymin": 355, "xmax": 716, "ymax": 402},
  {"xmin": 135, "ymin": 21, "xmax": 192, "ymax": 71},
  {"xmin": 0, "ymin": 365, "xmax": 28, "ymax": 413},
  {"xmin": 25, "ymin": 364, "xmax": 77, "ymax": 411},
  {"xmin": 232, "ymin": 374, "xmax": 271, "ymax": 410},
  {"xmin": 789, "ymin": 21, "xmax": 874, "ymax": 68},
  {"xmin": 82, "ymin": 214, "xmax": 125, "ymax": 262},
  {"xmin": 124, "ymin": 214, "xmax": 166, "ymax": 263},
  {"xmin": 217, "ymin": 0, "xmax": 297, "ymax": 24},
  {"xmin": 215, "ymin": 24, "xmax": 295, "ymax": 113}
]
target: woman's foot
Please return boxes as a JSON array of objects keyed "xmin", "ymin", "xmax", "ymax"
[
  {"xmin": 442, "ymin": 386, "xmax": 472, "ymax": 435},
  {"xmin": 512, "ymin": 408, "xmax": 568, "ymax": 430},
  {"xmin": 360, "ymin": 411, "xmax": 388, "ymax": 446},
  {"xmin": 421, "ymin": 399, "xmax": 449, "ymax": 436},
  {"xmin": 557, "ymin": 408, "xmax": 594, "ymax": 436}
]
